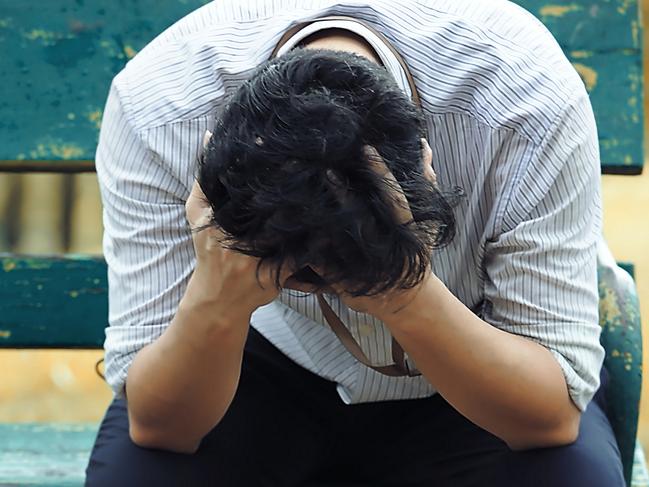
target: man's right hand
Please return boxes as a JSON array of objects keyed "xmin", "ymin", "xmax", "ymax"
[
  {"xmin": 185, "ymin": 131, "xmax": 297, "ymax": 319},
  {"xmin": 126, "ymin": 165, "xmax": 297, "ymax": 453}
]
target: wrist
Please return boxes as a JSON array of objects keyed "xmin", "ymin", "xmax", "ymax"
[
  {"xmin": 381, "ymin": 274, "xmax": 446, "ymax": 329},
  {"xmin": 183, "ymin": 269, "xmax": 256, "ymax": 326}
]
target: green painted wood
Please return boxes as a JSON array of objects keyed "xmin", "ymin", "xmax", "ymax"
[
  {"xmin": 0, "ymin": 0, "xmax": 643, "ymax": 173},
  {"xmin": 598, "ymin": 256, "xmax": 643, "ymax": 486},
  {"xmin": 0, "ymin": 422, "xmax": 98, "ymax": 486},
  {"xmin": 619, "ymin": 261, "xmax": 636, "ymax": 279},
  {"xmin": 516, "ymin": 0, "xmax": 644, "ymax": 174},
  {"xmin": 0, "ymin": 0, "xmax": 210, "ymax": 171},
  {"xmin": 0, "ymin": 251, "xmax": 643, "ymax": 484},
  {"xmin": 0, "ymin": 254, "xmax": 107, "ymax": 348},
  {"xmin": 633, "ymin": 441, "xmax": 649, "ymax": 487}
]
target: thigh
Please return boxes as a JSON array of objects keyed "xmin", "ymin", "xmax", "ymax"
[
  {"xmin": 85, "ymin": 328, "xmax": 340, "ymax": 487},
  {"xmin": 352, "ymin": 365, "xmax": 624, "ymax": 487}
]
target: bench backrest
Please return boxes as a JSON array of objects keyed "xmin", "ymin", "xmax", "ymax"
[
  {"xmin": 0, "ymin": 4, "xmax": 643, "ymax": 483},
  {"xmin": 0, "ymin": 255, "xmax": 106, "ymax": 347},
  {"xmin": 0, "ymin": 0, "xmax": 644, "ymax": 346},
  {"xmin": 0, "ymin": 0, "xmax": 643, "ymax": 174}
]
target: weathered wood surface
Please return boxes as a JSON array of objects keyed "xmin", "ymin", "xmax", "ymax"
[
  {"xmin": 0, "ymin": 0, "xmax": 643, "ymax": 173},
  {"xmin": 0, "ymin": 0, "xmax": 210, "ymax": 172},
  {"xmin": 0, "ymin": 249, "xmax": 643, "ymax": 482},
  {"xmin": 0, "ymin": 254, "xmax": 107, "ymax": 348},
  {"xmin": 598, "ymin": 241, "xmax": 643, "ymax": 486},
  {"xmin": 0, "ymin": 422, "xmax": 98, "ymax": 486},
  {"xmin": 517, "ymin": 0, "xmax": 644, "ymax": 174}
]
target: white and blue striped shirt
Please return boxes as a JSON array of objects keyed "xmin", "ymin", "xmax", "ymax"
[{"xmin": 97, "ymin": 0, "xmax": 605, "ymax": 412}]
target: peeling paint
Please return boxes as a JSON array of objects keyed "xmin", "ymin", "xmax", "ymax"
[
  {"xmin": 22, "ymin": 28, "xmax": 72, "ymax": 45},
  {"xmin": 123, "ymin": 44, "xmax": 137, "ymax": 59},
  {"xmin": 0, "ymin": 330, "xmax": 11, "ymax": 339},
  {"xmin": 539, "ymin": 4, "xmax": 581, "ymax": 17},
  {"xmin": 1, "ymin": 0, "xmax": 639, "ymax": 174},
  {"xmin": 2, "ymin": 260, "xmax": 16, "ymax": 272},
  {"xmin": 616, "ymin": 0, "xmax": 635, "ymax": 15},
  {"xmin": 23, "ymin": 259, "xmax": 52, "ymax": 270},
  {"xmin": 86, "ymin": 109, "xmax": 102, "ymax": 130},
  {"xmin": 599, "ymin": 288, "xmax": 622, "ymax": 327},
  {"xmin": 572, "ymin": 63, "xmax": 598, "ymax": 91},
  {"xmin": 28, "ymin": 141, "xmax": 84, "ymax": 160},
  {"xmin": 570, "ymin": 50, "xmax": 593, "ymax": 59},
  {"xmin": 601, "ymin": 139, "xmax": 621, "ymax": 150},
  {"xmin": 631, "ymin": 20, "xmax": 639, "ymax": 48}
]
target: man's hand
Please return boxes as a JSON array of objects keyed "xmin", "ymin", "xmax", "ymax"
[
  {"xmin": 313, "ymin": 141, "xmax": 438, "ymax": 322},
  {"xmin": 184, "ymin": 131, "xmax": 296, "ymax": 320}
]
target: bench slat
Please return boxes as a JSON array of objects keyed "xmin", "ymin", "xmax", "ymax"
[
  {"xmin": 0, "ymin": 0, "xmax": 210, "ymax": 171},
  {"xmin": 0, "ymin": 0, "xmax": 643, "ymax": 174},
  {"xmin": 518, "ymin": 0, "xmax": 644, "ymax": 175},
  {"xmin": 0, "ymin": 423, "xmax": 98, "ymax": 486},
  {"xmin": 0, "ymin": 254, "xmax": 638, "ymax": 351},
  {"xmin": 0, "ymin": 254, "xmax": 107, "ymax": 348}
]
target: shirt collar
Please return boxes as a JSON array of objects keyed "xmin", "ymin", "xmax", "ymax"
[{"xmin": 269, "ymin": 15, "xmax": 421, "ymax": 108}]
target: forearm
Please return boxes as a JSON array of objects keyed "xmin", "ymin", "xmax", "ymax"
[
  {"xmin": 385, "ymin": 276, "xmax": 581, "ymax": 450},
  {"xmin": 125, "ymin": 273, "xmax": 251, "ymax": 453}
]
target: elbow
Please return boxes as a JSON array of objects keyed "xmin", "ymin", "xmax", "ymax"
[
  {"xmin": 506, "ymin": 414, "xmax": 581, "ymax": 451},
  {"xmin": 129, "ymin": 422, "xmax": 202, "ymax": 455}
]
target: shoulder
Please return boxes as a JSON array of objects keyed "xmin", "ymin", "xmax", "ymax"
[
  {"xmin": 390, "ymin": 0, "xmax": 587, "ymax": 144},
  {"xmin": 109, "ymin": 1, "xmax": 408, "ymax": 133},
  {"xmin": 111, "ymin": 0, "xmax": 587, "ymax": 144}
]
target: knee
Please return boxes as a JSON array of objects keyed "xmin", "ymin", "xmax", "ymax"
[
  {"xmin": 507, "ymin": 441, "xmax": 625, "ymax": 487},
  {"xmin": 84, "ymin": 399, "xmax": 188, "ymax": 487}
]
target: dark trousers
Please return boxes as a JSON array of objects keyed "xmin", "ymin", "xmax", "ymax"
[{"xmin": 85, "ymin": 327, "xmax": 625, "ymax": 486}]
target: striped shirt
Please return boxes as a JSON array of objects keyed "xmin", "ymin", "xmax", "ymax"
[{"xmin": 96, "ymin": 0, "xmax": 605, "ymax": 412}]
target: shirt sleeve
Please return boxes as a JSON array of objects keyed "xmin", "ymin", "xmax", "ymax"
[
  {"xmin": 483, "ymin": 91, "xmax": 605, "ymax": 412},
  {"xmin": 95, "ymin": 79, "xmax": 196, "ymax": 399}
]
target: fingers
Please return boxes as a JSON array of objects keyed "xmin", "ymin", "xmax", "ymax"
[
  {"xmin": 188, "ymin": 179, "xmax": 209, "ymax": 203},
  {"xmin": 307, "ymin": 265, "xmax": 345, "ymax": 295},
  {"xmin": 255, "ymin": 258, "xmax": 306, "ymax": 292},
  {"xmin": 190, "ymin": 130, "xmax": 214, "ymax": 223},
  {"xmin": 202, "ymin": 130, "xmax": 212, "ymax": 149},
  {"xmin": 277, "ymin": 259, "xmax": 301, "ymax": 286},
  {"xmin": 420, "ymin": 138, "xmax": 437, "ymax": 186},
  {"xmin": 420, "ymin": 138, "xmax": 432, "ymax": 163},
  {"xmin": 186, "ymin": 180, "xmax": 214, "ymax": 229},
  {"xmin": 188, "ymin": 128, "xmax": 215, "ymax": 225},
  {"xmin": 282, "ymin": 276, "xmax": 321, "ymax": 294},
  {"xmin": 363, "ymin": 145, "xmax": 414, "ymax": 225}
]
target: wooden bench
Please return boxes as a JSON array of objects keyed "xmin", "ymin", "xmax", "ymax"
[{"xmin": 0, "ymin": 0, "xmax": 646, "ymax": 485}]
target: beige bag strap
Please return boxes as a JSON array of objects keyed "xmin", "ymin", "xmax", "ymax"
[{"xmin": 316, "ymin": 294, "xmax": 420, "ymax": 377}]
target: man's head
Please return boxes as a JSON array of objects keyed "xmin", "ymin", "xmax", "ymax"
[{"xmin": 198, "ymin": 47, "xmax": 456, "ymax": 297}]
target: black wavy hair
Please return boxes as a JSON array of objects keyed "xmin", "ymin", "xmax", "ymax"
[{"xmin": 198, "ymin": 47, "xmax": 458, "ymax": 297}]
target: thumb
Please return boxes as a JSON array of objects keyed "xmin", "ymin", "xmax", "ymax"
[{"xmin": 186, "ymin": 180, "xmax": 212, "ymax": 226}]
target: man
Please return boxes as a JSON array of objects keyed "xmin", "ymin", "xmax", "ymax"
[{"xmin": 85, "ymin": 1, "xmax": 624, "ymax": 485}]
